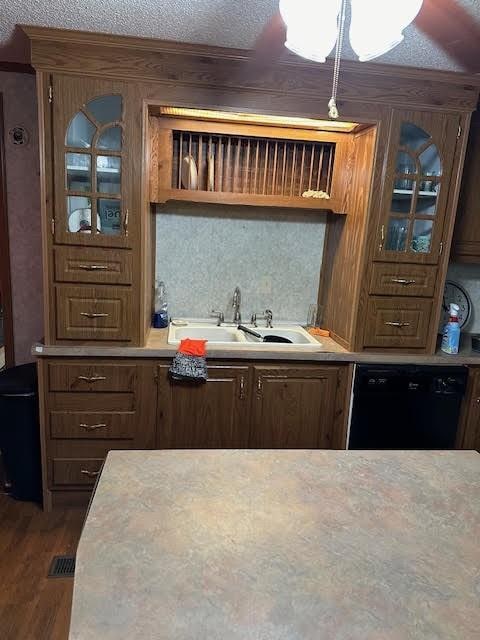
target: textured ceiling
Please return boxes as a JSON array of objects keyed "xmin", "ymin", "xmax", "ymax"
[{"xmin": 1, "ymin": 0, "xmax": 479, "ymax": 71}]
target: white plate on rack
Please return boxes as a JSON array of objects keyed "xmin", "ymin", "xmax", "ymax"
[
  {"xmin": 181, "ymin": 155, "xmax": 198, "ymax": 190},
  {"xmin": 68, "ymin": 208, "xmax": 102, "ymax": 233}
]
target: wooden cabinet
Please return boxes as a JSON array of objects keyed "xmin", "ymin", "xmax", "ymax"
[
  {"xmin": 376, "ymin": 109, "xmax": 460, "ymax": 264},
  {"xmin": 39, "ymin": 73, "xmax": 144, "ymax": 346},
  {"xmin": 156, "ymin": 362, "xmax": 351, "ymax": 452},
  {"xmin": 452, "ymin": 110, "xmax": 480, "ymax": 262},
  {"xmin": 38, "ymin": 358, "xmax": 157, "ymax": 509},
  {"xmin": 250, "ymin": 365, "xmax": 350, "ymax": 449},
  {"xmin": 363, "ymin": 297, "xmax": 432, "ymax": 349},
  {"xmin": 156, "ymin": 364, "xmax": 250, "ymax": 448},
  {"xmin": 457, "ymin": 367, "xmax": 480, "ymax": 451}
]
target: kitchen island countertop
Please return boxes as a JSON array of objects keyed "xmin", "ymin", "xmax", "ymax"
[{"xmin": 69, "ymin": 449, "xmax": 480, "ymax": 640}]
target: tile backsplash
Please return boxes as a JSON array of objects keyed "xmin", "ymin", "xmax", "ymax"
[
  {"xmin": 155, "ymin": 203, "xmax": 327, "ymax": 323},
  {"xmin": 447, "ymin": 262, "xmax": 480, "ymax": 333}
]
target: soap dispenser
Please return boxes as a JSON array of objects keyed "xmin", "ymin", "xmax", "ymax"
[
  {"xmin": 441, "ymin": 303, "xmax": 461, "ymax": 354},
  {"xmin": 153, "ymin": 280, "xmax": 169, "ymax": 329}
]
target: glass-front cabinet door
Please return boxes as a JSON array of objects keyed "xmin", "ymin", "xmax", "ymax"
[
  {"xmin": 376, "ymin": 110, "xmax": 460, "ymax": 264},
  {"xmin": 52, "ymin": 76, "xmax": 132, "ymax": 247}
]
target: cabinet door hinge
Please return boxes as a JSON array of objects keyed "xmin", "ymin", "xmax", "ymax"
[
  {"xmin": 51, "ymin": 218, "xmax": 55, "ymax": 235},
  {"xmin": 457, "ymin": 124, "xmax": 462, "ymax": 139},
  {"xmin": 48, "ymin": 85, "xmax": 53, "ymax": 104}
]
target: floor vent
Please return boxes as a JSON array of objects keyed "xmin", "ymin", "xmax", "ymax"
[{"xmin": 48, "ymin": 555, "xmax": 75, "ymax": 578}]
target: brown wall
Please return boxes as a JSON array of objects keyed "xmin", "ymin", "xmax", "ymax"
[{"xmin": 0, "ymin": 71, "xmax": 43, "ymax": 364}]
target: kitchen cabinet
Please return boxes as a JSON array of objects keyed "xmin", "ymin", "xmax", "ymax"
[
  {"xmin": 376, "ymin": 109, "xmax": 460, "ymax": 264},
  {"xmin": 452, "ymin": 110, "xmax": 480, "ymax": 262},
  {"xmin": 38, "ymin": 358, "xmax": 157, "ymax": 509},
  {"xmin": 52, "ymin": 75, "xmax": 133, "ymax": 247},
  {"xmin": 250, "ymin": 365, "xmax": 350, "ymax": 449},
  {"xmin": 156, "ymin": 364, "xmax": 251, "ymax": 449},
  {"xmin": 38, "ymin": 73, "xmax": 145, "ymax": 345},
  {"xmin": 457, "ymin": 366, "xmax": 480, "ymax": 451}
]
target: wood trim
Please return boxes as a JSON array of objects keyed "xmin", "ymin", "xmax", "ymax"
[
  {"xmin": 21, "ymin": 26, "xmax": 480, "ymax": 112},
  {"xmin": 37, "ymin": 359, "xmax": 53, "ymax": 511},
  {"xmin": 427, "ymin": 111, "xmax": 473, "ymax": 353},
  {"xmin": 0, "ymin": 95, "xmax": 14, "ymax": 367}
]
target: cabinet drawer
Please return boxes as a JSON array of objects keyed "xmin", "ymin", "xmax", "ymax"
[
  {"xmin": 48, "ymin": 363, "xmax": 136, "ymax": 392},
  {"xmin": 50, "ymin": 411, "xmax": 135, "ymax": 439},
  {"xmin": 369, "ymin": 263, "xmax": 437, "ymax": 297},
  {"xmin": 52, "ymin": 458, "xmax": 104, "ymax": 486},
  {"xmin": 364, "ymin": 297, "xmax": 432, "ymax": 349},
  {"xmin": 56, "ymin": 285, "xmax": 132, "ymax": 341},
  {"xmin": 54, "ymin": 246, "xmax": 133, "ymax": 285}
]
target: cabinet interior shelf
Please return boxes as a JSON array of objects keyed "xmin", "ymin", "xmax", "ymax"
[
  {"xmin": 393, "ymin": 189, "xmax": 438, "ymax": 199},
  {"xmin": 67, "ymin": 166, "xmax": 120, "ymax": 174}
]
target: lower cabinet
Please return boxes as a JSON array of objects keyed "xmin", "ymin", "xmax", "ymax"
[
  {"xmin": 250, "ymin": 365, "xmax": 350, "ymax": 449},
  {"xmin": 458, "ymin": 367, "xmax": 480, "ymax": 451},
  {"xmin": 156, "ymin": 362, "xmax": 352, "ymax": 450},
  {"xmin": 38, "ymin": 358, "xmax": 353, "ymax": 509},
  {"xmin": 156, "ymin": 364, "xmax": 250, "ymax": 448}
]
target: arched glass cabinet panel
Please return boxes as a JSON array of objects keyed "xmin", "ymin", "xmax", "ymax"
[
  {"xmin": 64, "ymin": 95, "xmax": 124, "ymax": 237},
  {"xmin": 378, "ymin": 111, "xmax": 460, "ymax": 264}
]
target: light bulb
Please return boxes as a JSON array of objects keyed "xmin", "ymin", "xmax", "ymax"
[
  {"xmin": 350, "ymin": 0, "xmax": 423, "ymax": 61},
  {"xmin": 279, "ymin": 0, "xmax": 342, "ymax": 63}
]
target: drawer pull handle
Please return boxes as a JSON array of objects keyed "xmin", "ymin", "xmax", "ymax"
[
  {"xmin": 77, "ymin": 375, "xmax": 107, "ymax": 383},
  {"xmin": 390, "ymin": 278, "xmax": 416, "ymax": 285},
  {"xmin": 239, "ymin": 376, "xmax": 245, "ymax": 400},
  {"xmin": 80, "ymin": 469, "xmax": 100, "ymax": 478},
  {"xmin": 384, "ymin": 321, "xmax": 411, "ymax": 328},
  {"xmin": 80, "ymin": 312, "xmax": 109, "ymax": 319},
  {"xmin": 79, "ymin": 423, "xmax": 107, "ymax": 431},
  {"xmin": 78, "ymin": 264, "xmax": 110, "ymax": 271}
]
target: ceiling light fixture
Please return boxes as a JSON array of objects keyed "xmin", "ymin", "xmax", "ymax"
[{"xmin": 279, "ymin": 0, "xmax": 423, "ymax": 64}]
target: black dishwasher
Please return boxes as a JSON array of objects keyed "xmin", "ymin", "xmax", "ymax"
[{"xmin": 348, "ymin": 364, "xmax": 468, "ymax": 449}]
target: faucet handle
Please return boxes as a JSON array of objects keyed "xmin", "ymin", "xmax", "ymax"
[
  {"xmin": 264, "ymin": 309, "xmax": 273, "ymax": 328},
  {"xmin": 210, "ymin": 310, "xmax": 224, "ymax": 326},
  {"xmin": 251, "ymin": 312, "xmax": 257, "ymax": 327}
]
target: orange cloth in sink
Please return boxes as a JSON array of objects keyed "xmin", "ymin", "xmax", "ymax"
[{"xmin": 178, "ymin": 338, "xmax": 207, "ymax": 357}]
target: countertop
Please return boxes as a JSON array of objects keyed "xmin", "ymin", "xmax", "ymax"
[
  {"xmin": 69, "ymin": 449, "xmax": 480, "ymax": 640},
  {"xmin": 33, "ymin": 329, "xmax": 480, "ymax": 365}
]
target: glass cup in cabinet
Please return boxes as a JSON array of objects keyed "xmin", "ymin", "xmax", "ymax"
[
  {"xmin": 98, "ymin": 198, "xmax": 121, "ymax": 235},
  {"xmin": 386, "ymin": 218, "xmax": 409, "ymax": 251},
  {"xmin": 411, "ymin": 220, "xmax": 433, "ymax": 253}
]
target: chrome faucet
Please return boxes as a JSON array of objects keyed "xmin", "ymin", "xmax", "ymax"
[
  {"xmin": 252, "ymin": 309, "xmax": 273, "ymax": 328},
  {"xmin": 232, "ymin": 287, "xmax": 241, "ymax": 323},
  {"xmin": 210, "ymin": 310, "xmax": 224, "ymax": 326}
]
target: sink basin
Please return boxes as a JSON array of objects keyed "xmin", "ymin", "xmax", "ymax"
[
  {"xmin": 168, "ymin": 324, "xmax": 246, "ymax": 344},
  {"xmin": 242, "ymin": 326, "xmax": 319, "ymax": 345},
  {"xmin": 167, "ymin": 322, "xmax": 320, "ymax": 347}
]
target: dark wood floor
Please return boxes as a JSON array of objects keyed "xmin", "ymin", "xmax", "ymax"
[{"xmin": 0, "ymin": 493, "xmax": 85, "ymax": 640}]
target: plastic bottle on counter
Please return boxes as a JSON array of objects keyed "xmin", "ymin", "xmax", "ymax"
[
  {"xmin": 153, "ymin": 280, "xmax": 169, "ymax": 329},
  {"xmin": 441, "ymin": 303, "xmax": 461, "ymax": 354}
]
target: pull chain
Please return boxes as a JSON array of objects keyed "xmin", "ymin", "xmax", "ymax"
[{"xmin": 328, "ymin": 0, "xmax": 347, "ymax": 119}]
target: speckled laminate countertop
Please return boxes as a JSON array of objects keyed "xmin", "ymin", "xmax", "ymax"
[
  {"xmin": 69, "ymin": 450, "xmax": 480, "ymax": 640},
  {"xmin": 34, "ymin": 330, "xmax": 480, "ymax": 364}
]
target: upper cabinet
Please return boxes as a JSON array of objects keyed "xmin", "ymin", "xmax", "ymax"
[
  {"xmin": 375, "ymin": 110, "xmax": 460, "ymax": 264},
  {"xmin": 52, "ymin": 76, "xmax": 133, "ymax": 248},
  {"xmin": 452, "ymin": 109, "xmax": 480, "ymax": 263}
]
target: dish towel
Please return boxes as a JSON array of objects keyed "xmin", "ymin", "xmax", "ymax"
[{"xmin": 169, "ymin": 338, "xmax": 208, "ymax": 383}]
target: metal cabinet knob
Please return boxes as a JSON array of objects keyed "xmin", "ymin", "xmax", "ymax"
[
  {"xmin": 80, "ymin": 312, "xmax": 109, "ymax": 319},
  {"xmin": 384, "ymin": 321, "xmax": 411, "ymax": 328},
  {"xmin": 77, "ymin": 375, "xmax": 107, "ymax": 383},
  {"xmin": 390, "ymin": 278, "xmax": 416, "ymax": 285},
  {"xmin": 80, "ymin": 469, "xmax": 100, "ymax": 478},
  {"xmin": 79, "ymin": 423, "xmax": 107, "ymax": 431},
  {"xmin": 78, "ymin": 264, "xmax": 110, "ymax": 271}
]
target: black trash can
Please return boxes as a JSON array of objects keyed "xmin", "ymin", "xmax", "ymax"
[{"xmin": 0, "ymin": 363, "xmax": 42, "ymax": 502}]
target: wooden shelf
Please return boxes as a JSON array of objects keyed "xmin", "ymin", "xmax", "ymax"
[
  {"xmin": 154, "ymin": 188, "xmax": 345, "ymax": 213},
  {"xmin": 393, "ymin": 189, "xmax": 438, "ymax": 199}
]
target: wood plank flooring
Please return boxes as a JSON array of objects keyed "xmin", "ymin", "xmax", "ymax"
[{"xmin": 0, "ymin": 493, "xmax": 85, "ymax": 640}]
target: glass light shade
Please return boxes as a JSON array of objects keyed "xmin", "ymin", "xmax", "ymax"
[
  {"xmin": 350, "ymin": 0, "xmax": 423, "ymax": 61},
  {"xmin": 279, "ymin": 0, "xmax": 342, "ymax": 63}
]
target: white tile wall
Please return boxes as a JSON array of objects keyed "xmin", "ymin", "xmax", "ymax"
[{"xmin": 155, "ymin": 203, "xmax": 327, "ymax": 324}]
